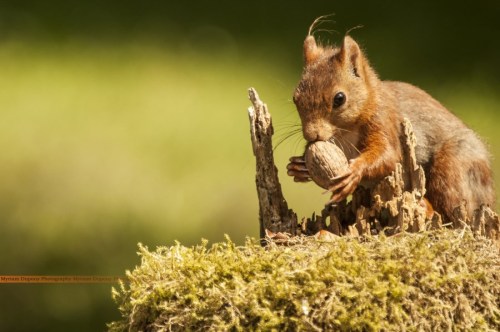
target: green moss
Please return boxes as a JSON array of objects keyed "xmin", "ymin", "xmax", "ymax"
[{"xmin": 109, "ymin": 231, "xmax": 500, "ymax": 331}]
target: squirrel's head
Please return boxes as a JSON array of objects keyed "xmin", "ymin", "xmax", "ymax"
[{"xmin": 293, "ymin": 34, "xmax": 378, "ymax": 142}]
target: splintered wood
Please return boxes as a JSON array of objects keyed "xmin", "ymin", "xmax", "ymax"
[
  {"xmin": 248, "ymin": 88, "xmax": 297, "ymax": 239},
  {"xmin": 247, "ymin": 88, "xmax": 500, "ymax": 246}
]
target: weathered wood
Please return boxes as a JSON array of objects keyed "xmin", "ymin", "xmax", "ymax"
[
  {"xmin": 401, "ymin": 118, "xmax": 426, "ymax": 196},
  {"xmin": 453, "ymin": 201, "xmax": 500, "ymax": 245},
  {"xmin": 247, "ymin": 88, "xmax": 297, "ymax": 240}
]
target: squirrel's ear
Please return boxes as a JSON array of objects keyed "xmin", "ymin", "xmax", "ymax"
[
  {"xmin": 304, "ymin": 35, "xmax": 321, "ymax": 65},
  {"xmin": 339, "ymin": 35, "xmax": 362, "ymax": 77}
]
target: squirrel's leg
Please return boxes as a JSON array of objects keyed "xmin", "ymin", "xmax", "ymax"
[
  {"xmin": 419, "ymin": 197, "xmax": 435, "ymax": 219},
  {"xmin": 327, "ymin": 130, "xmax": 400, "ymax": 203},
  {"xmin": 426, "ymin": 140, "xmax": 495, "ymax": 221}
]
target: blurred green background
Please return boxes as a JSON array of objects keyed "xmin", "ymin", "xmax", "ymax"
[{"xmin": 0, "ymin": 1, "xmax": 498, "ymax": 330}]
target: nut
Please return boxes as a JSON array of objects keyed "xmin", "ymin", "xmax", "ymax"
[{"xmin": 305, "ymin": 141, "xmax": 349, "ymax": 189}]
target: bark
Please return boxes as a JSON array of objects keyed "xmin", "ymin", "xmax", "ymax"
[{"xmin": 247, "ymin": 88, "xmax": 297, "ymax": 241}]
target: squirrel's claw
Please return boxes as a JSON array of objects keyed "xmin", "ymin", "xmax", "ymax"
[
  {"xmin": 289, "ymin": 156, "xmax": 306, "ymax": 164},
  {"xmin": 287, "ymin": 155, "xmax": 311, "ymax": 182},
  {"xmin": 287, "ymin": 163, "xmax": 308, "ymax": 172},
  {"xmin": 293, "ymin": 175, "xmax": 311, "ymax": 183},
  {"xmin": 325, "ymin": 165, "xmax": 362, "ymax": 204},
  {"xmin": 327, "ymin": 181, "xmax": 358, "ymax": 205}
]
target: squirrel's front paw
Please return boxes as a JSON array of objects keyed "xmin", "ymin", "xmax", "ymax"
[
  {"xmin": 325, "ymin": 162, "xmax": 362, "ymax": 204},
  {"xmin": 287, "ymin": 156, "xmax": 311, "ymax": 182}
]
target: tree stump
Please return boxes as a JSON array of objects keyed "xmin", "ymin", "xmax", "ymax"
[
  {"xmin": 248, "ymin": 88, "xmax": 297, "ymax": 242},
  {"xmin": 247, "ymin": 87, "xmax": 500, "ymax": 247}
]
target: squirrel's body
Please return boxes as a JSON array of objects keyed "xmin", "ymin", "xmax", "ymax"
[{"xmin": 287, "ymin": 34, "xmax": 495, "ymax": 221}]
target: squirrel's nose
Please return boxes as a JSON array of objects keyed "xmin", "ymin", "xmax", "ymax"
[
  {"xmin": 303, "ymin": 123, "xmax": 333, "ymax": 142},
  {"xmin": 303, "ymin": 131, "xmax": 319, "ymax": 142},
  {"xmin": 304, "ymin": 132, "xmax": 329, "ymax": 142}
]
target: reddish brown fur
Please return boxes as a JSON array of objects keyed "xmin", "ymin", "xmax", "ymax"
[{"xmin": 287, "ymin": 34, "xmax": 495, "ymax": 221}]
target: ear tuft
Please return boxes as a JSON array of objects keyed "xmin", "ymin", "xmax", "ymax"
[{"xmin": 304, "ymin": 35, "xmax": 321, "ymax": 65}]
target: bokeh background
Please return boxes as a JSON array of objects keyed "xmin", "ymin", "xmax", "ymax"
[{"xmin": 0, "ymin": 1, "xmax": 498, "ymax": 330}]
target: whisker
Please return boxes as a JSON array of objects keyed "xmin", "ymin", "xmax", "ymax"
[
  {"xmin": 274, "ymin": 129, "xmax": 301, "ymax": 142},
  {"xmin": 289, "ymin": 133, "xmax": 305, "ymax": 153},
  {"xmin": 275, "ymin": 129, "xmax": 300, "ymax": 135},
  {"xmin": 293, "ymin": 135, "xmax": 306, "ymax": 155},
  {"xmin": 273, "ymin": 129, "xmax": 302, "ymax": 151},
  {"xmin": 341, "ymin": 135, "xmax": 361, "ymax": 155},
  {"xmin": 337, "ymin": 135, "xmax": 361, "ymax": 156},
  {"xmin": 348, "ymin": 141, "xmax": 361, "ymax": 155},
  {"xmin": 331, "ymin": 136, "xmax": 346, "ymax": 154},
  {"xmin": 274, "ymin": 124, "xmax": 302, "ymax": 134},
  {"xmin": 333, "ymin": 137, "xmax": 343, "ymax": 153},
  {"xmin": 335, "ymin": 127, "xmax": 353, "ymax": 133},
  {"xmin": 275, "ymin": 121, "xmax": 301, "ymax": 127}
]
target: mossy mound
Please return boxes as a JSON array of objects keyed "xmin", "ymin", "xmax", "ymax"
[{"xmin": 108, "ymin": 230, "xmax": 500, "ymax": 331}]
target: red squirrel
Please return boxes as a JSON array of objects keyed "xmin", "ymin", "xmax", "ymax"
[{"xmin": 286, "ymin": 32, "xmax": 495, "ymax": 221}]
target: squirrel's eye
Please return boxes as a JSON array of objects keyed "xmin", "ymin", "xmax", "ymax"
[{"xmin": 333, "ymin": 92, "xmax": 346, "ymax": 108}]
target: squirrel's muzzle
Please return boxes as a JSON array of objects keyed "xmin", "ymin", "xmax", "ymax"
[{"xmin": 302, "ymin": 121, "xmax": 335, "ymax": 142}]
